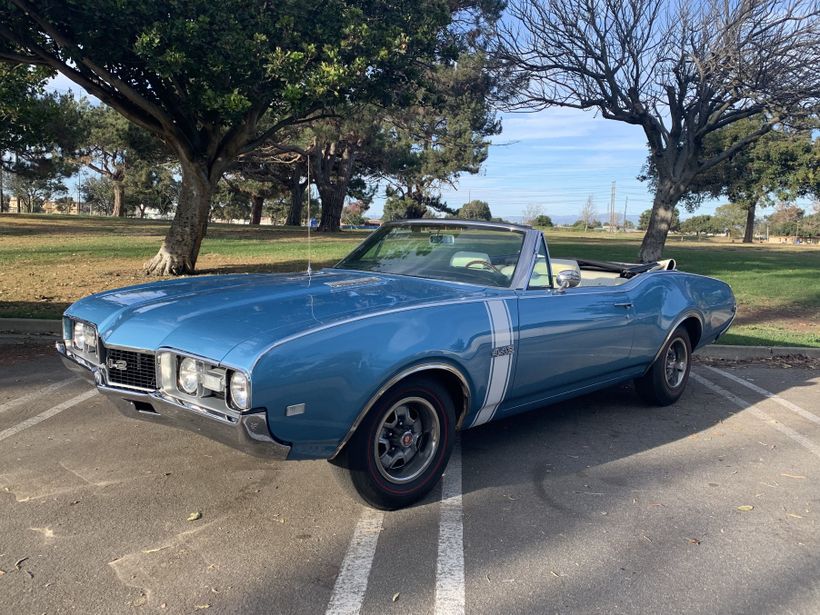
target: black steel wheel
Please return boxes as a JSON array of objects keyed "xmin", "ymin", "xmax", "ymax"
[
  {"xmin": 634, "ymin": 326, "xmax": 692, "ymax": 406},
  {"xmin": 330, "ymin": 376, "xmax": 456, "ymax": 510}
]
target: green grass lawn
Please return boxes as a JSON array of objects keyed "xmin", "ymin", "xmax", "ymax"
[
  {"xmin": 1, "ymin": 214, "xmax": 818, "ymax": 347},
  {"xmin": 546, "ymin": 230, "xmax": 820, "ymax": 347}
]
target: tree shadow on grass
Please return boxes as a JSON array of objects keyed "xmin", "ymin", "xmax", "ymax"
[
  {"xmin": 0, "ymin": 300, "xmax": 70, "ymax": 320},
  {"xmin": 0, "ymin": 214, "xmax": 368, "ymax": 242},
  {"xmin": 196, "ymin": 259, "xmax": 341, "ymax": 276}
]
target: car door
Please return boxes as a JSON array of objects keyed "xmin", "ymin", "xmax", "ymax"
[{"xmin": 504, "ymin": 237, "xmax": 636, "ymax": 412}]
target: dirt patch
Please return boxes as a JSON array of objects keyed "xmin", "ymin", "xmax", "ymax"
[
  {"xmin": 0, "ymin": 215, "xmax": 362, "ymax": 319},
  {"xmin": 733, "ymin": 305, "xmax": 819, "ymax": 333}
]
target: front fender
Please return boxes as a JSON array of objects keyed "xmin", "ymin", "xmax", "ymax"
[{"xmin": 249, "ymin": 300, "xmax": 500, "ymax": 459}]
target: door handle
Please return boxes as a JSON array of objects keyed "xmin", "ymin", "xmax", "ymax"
[{"xmin": 613, "ymin": 302, "xmax": 633, "ymax": 308}]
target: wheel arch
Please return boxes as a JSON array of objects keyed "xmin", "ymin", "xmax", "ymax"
[
  {"xmin": 642, "ymin": 310, "xmax": 703, "ymax": 376},
  {"xmin": 329, "ymin": 361, "xmax": 472, "ymax": 460},
  {"xmin": 680, "ymin": 315, "xmax": 703, "ymax": 349}
]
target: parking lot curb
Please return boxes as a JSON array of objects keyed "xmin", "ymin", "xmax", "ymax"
[
  {"xmin": 0, "ymin": 318, "xmax": 61, "ymax": 337},
  {"xmin": 696, "ymin": 344, "xmax": 820, "ymax": 360}
]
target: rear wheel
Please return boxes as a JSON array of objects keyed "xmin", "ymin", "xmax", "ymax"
[
  {"xmin": 634, "ymin": 326, "xmax": 691, "ymax": 406},
  {"xmin": 330, "ymin": 377, "xmax": 456, "ymax": 510}
]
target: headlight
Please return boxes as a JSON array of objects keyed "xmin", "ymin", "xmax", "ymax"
[
  {"xmin": 83, "ymin": 325, "xmax": 97, "ymax": 352},
  {"xmin": 229, "ymin": 371, "xmax": 250, "ymax": 410},
  {"xmin": 71, "ymin": 321, "xmax": 96, "ymax": 353},
  {"xmin": 178, "ymin": 357, "xmax": 200, "ymax": 395},
  {"xmin": 72, "ymin": 322, "xmax": 84, "ymax": 350}
]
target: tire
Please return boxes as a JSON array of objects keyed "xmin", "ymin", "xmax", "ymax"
[
  {"xmin": 330, "ymin": 376, "xmax": 456, "ymax": 510},
  {"xmin": 634, "ymin": 326, "xmax": 692, "ymax": 406}
]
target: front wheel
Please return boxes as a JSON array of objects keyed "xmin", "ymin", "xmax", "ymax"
[
  {"xmin": 330, "ymin": 377, "xmax": 456, "ymax": 510},
  {"xmin": 634, "ymin": 326, "xmax": 692, "ymax": 406}
]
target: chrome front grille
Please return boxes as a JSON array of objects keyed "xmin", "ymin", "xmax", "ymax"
[{"xmin": 105, "ymin": 347, "xmax": 157, "ymax": 391}]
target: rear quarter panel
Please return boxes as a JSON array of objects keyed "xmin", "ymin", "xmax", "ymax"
[
  {"xmin": 626, "ymin": 271, "xmax": 735, "ymax": 362},
  {"xmin": 248, "ymin": 298, "xmax": 508, "ymax": 459}
]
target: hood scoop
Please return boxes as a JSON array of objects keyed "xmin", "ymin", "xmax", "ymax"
[{"xmin": 324, "ymin": 276, "xmax": 382, "ymax": 289}]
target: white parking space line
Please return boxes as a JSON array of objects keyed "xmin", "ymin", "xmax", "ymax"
[
  {"xmin": 325, "ymin": 507, "xmax": 384, "ymax": 615},
  {"xmin": 704, "ymin": 366, "xmax": 820, "ymax": 426},
  {"xmin": 0, "ymin": 378, "xmax": 77, "ymax": 415},
  {"xmin": 435, "ymin": 439, "xmax": 465, "ymax": 615},
  {"xmin": 692, "ymin": 373, "xmax": 820, "ymax": 460},
  {"xmin": 0, "ymin": 389, "xmax": 97, "ymax": 444}
]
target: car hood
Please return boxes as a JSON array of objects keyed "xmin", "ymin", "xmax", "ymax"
[{"xmin": 66, "ymin": 270, "xmax": 482, "ymax": 368}]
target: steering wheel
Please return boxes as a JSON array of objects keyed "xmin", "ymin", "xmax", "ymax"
[{"xmin": 464, "ymin": 259, "xmax": 502, "ymax": 274}]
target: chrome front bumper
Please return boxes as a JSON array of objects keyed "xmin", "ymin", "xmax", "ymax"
[{"xmin": 57, "ymin": 342, "xmax": 291, "ymax": 460}]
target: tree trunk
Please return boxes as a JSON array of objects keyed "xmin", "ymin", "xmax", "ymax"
[
  {"xmin": 315, "ymin": 141, "xmax": 360, "ymax": 233},
  {"xmin": 144, "ymin": 160, "xmax": 214, "ymax": 275},
  {"xmin": 317, "ymin": 182, "xmax": 346, "ymax": 232},
  {"xmin": 112, "ymin": 180, "xmax": 126, "ymax": 217},
  {"xmin": 286, "ymin": 176, "xmax": 306, "ymax": 226},
  {"xmin": 250, "ymin": 195, "xmax": 264, "ymax": 225},
  {"xmin": 639, "ymin": 179, "xmax": 683, "ymax": 263},
  {"xmin": 742, "ymin": 202, "xmax": 756, "ymax": 243}
]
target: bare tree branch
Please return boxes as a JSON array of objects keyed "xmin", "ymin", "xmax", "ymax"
[{"xmin": 494, "ymin": 0, "xmax": 820, "ymax": 260}]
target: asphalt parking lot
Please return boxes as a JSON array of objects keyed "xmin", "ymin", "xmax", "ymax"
[{"xmin": 1, "ymin": 338, "xmax": 818, "ymax": 615}]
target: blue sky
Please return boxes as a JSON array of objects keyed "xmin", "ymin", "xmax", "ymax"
[
  {"xmin": 49, "ymin": 73, "xmax": 727, "ymax": 222},
  {"xmin": 436, "ymin": 107, "xmax": 662, "ymax": 222}
]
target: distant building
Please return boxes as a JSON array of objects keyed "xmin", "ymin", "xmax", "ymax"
[
  {"xmin": 5, "ymin": 196, "xmax": 70, "ymax": 214},
  {"xmin": 9, "ymin": 196, "xmax": 60, "ymax": 214},
  {"xmin": 765, "ymin": 235, "xmax": 816, "ymax": 245}
]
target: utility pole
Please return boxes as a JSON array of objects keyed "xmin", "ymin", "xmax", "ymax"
[
  {"xmin": 609, "ymin": 181, "xmax": 616, "ymax": 232},
  {"xmin": 0, "ymin": 156, "xmax": 4, "ymax": 214},
  {"xmin": 623, "ymin": 196, "xmax": 628, "ymax": 231},
  {"xmin": 76, "ymin": 167, "xmax": 82, "ymax": 214}
]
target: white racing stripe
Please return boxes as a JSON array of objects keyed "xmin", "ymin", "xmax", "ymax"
[
  {"xmin": 692, "ymin": 373, "xmax": 820, "ymax": 459},
  {"xmin": 472, "ymin": 300, "xmax": 514, "ymax": 427},
  {"xmin": 0, "ymin": 389, "xmax": 97, "ymax": 444},
  {"xmin": 435, "ymin": 439, "xmax": 465, "ymax": 615},
  {"xmin": 704, "ymin": 366, "xmax": 820, "ymax": 426},
  {"xmin": 0, "ymin": 378, "xmax": 77, "ymax": 415},
  {"xmin": 325, "ymin": 507, "xmax": 384, "ymax": 615}
]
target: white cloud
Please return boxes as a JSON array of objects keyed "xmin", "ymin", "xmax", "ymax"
[
  {"xmin": 530, "ymin": 140, "xmax": 647, "ymax": 152},
  {"xmin": 494, "ymin": 108, "xmax": 604, "ymax": 142}
]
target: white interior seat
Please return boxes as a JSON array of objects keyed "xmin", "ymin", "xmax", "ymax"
[
  {"xmin": 578, "ymin": 271, "xmax": 629, "ymax": 286},
  {"xmin": 450, "ymin": 251, "xmax": 491, "ymax": 268}
]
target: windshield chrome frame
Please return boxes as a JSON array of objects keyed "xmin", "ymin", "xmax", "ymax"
[{"xmin": 335, "ymin": 220, "xmax": 541, "ymax": 291}]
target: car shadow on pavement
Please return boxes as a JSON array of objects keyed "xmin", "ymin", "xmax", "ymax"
[
  {"xmin": 5, "ymin": 344, "xmax": 818, "ymax": 613},
  {"xmin": 446, "ymin": 372, "xmax": 820, "ymax": 614}
]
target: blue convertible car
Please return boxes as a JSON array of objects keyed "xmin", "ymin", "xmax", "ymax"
[{"xmin": 58, "ymin": 220, "xmax": 735, "ymax": 509}]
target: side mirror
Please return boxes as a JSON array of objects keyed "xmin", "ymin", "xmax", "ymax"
[{"xmin": 556, "ymin": 269, "xmax": 581, "ymax": 291}]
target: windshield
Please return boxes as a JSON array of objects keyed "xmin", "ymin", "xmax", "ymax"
[{"xmin": 335, "ymin": 223, "xmax": 526, "ymax": 287}]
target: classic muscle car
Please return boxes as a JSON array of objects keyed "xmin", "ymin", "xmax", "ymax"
[{"xmin": 58, "ymin": 220, "xmax": 735, "ymax": 509}]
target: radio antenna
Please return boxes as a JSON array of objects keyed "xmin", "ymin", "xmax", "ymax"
[{"xmin": 305, "ymin": 152, "xmax": 312, "ymax": 277}]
